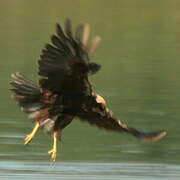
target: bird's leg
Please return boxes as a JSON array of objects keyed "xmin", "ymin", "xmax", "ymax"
[
  {"xmin": 24, "ymin": 122, "xmax": 40, "ymax": 145},
  {"xmin": 48, "ymin": 130, "xmax": 60, "ymax": 162}
]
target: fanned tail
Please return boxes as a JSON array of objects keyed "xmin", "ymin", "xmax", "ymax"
[
  {"xmin": 10, "ymin": 72, "xmax": 61, "ymax": 133},
  {"xmin": 10, "ymin": 72, "xmax": 45, "ymax": 113}
]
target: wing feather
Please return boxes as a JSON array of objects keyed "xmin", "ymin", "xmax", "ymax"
[
  {"xmin": 64, "ymin": 19, "xmax": 73, "ymax": 39},
  {"xmin": 75, "ymin": 24, "xmax": 84, "ymax": 42},
  {"xmin": 82, "ymin": 24, "xmax": 90, "ymax": 47},
  {"xmin": 56, "ymin": 23, "xmax": 67, "ymax": 41},
  {"xmin": 50, "ymin": 35, "xmax": 66, "ymax": 51},
  {"xmin": 38, "ymin": 19, "xmax": 101, "ymax": 94},
  {"xmin": 78, "ymin": 112, "xmax": 128, "ymax": 132},
  {"xmin": 78, "ymin": 111, "xmax": 166, "ymax": 142}
]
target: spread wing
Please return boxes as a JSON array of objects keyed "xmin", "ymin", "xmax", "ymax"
[
  {"xmin": 38, "ymin": 19, "xmax": 101, "ymax": 95},
  {"xmin": 78, "ymin": 111, "xmax": 128, "ymax": 132},
  {"xmin": 78, "ymin": 111, "xmax": 166, "ymax": 142},
  {"xmin": 77, "ymin": 94, "xmax": 166, "ymax": 142}
]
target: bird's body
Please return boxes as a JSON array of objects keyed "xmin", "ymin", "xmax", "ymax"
[{"xmin": 10, "ymin": 19, "xmax": 166, "ymax": 161}]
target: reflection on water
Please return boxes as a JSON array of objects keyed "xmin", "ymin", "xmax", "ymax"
[{"xmin": 0, "ymin": 161, "xmax": 180, "ymax": 180}]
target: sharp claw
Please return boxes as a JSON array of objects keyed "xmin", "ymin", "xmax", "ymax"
[
  {"xmin": 24, "ymin": 123, "xmax": 40, "ymax": 145},
  {"xmin": 24, "ymin": 134, "xmax": 33, "ymax": 145},
  {"xmin": 48, "ymin": 148, "xmax": 57, "ymax": 161},
  {"xmin": 48, "ymin": 131, "xmax": 60, "ymax": 162}
]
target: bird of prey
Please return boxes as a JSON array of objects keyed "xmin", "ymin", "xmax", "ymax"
[{"xmin": 10, "ymin": 19, "xmax": 166, "ymax": 161}]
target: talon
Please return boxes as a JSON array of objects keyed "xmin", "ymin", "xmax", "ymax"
[
  {"xmin": 48, "ymin": 131, "xmax": 60, "ymax": 162},
  {"xmin": 48, "ymin": 148, "xmax": 57, "ymax": 162},
  {"xmin": 24, "ymin": 123, "xmax": 40, "ymax": 145},
  {"xmin": 24, "ymin": 134, "xmax": 33, "ymax": 144}
]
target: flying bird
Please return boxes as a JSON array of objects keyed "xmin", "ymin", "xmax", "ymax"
[{"xmin": 10, "ymin": 19, "xmax": 166, "ymax": 161}]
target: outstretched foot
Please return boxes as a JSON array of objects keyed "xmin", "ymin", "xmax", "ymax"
[
  {"xmin": 48, "ymin": 148, "xmax": 57, "ymax": 162},
  {"xmin": 48, "ymin": 131, "xmax": 60, "ymax": 162},
  {"xmin": 24, "ymin": 123, "xmax": 40, "ymax": 145},
  {"xmin": 24, "ymin": 133, "xmax": 34, "ymax": 144}
]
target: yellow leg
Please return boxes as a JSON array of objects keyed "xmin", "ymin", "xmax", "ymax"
[
  {"xmin": 48, "ymin": 131, "xmax": 60, "ymax": 162},
  {"xmin": 24, "ymin": 122, "xmax": 40, "ymax": 145}
]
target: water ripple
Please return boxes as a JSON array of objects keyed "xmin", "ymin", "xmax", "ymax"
[{"xmin": 0, "ymin": 161, "xmax": 179, "ymax": 180}]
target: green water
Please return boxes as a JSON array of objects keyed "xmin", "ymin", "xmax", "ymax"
[{"xmin": 0, "ymin": 0, "xmax": 180, "ymax": 179}]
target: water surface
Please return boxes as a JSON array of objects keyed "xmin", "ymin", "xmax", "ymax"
[{"xmin": 0, "ymin": 161, "xmax": 180, "ymax": 180}]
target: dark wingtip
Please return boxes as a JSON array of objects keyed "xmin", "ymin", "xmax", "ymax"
[
  {"xmin": 142, "ymin": 131, "xmax": 167, "ymax": 142},
  {"xmin": 129, "ymin": 128, "xmax": 167, "ymax": 142}
]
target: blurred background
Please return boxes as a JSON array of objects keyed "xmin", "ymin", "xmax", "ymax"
[{"xmin": 0, "ymin": 0, "xmax": 180, "ymax": 179}]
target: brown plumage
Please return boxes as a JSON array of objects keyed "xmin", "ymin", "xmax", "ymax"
[{"xmin": 10, "ymin": 19, "xmax": 166, "ymax": 161}]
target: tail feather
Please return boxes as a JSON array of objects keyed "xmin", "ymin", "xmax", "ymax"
[
  {"xmin": 10, "ymin": 88, "xmax": 39, "ymax": 96},
  {"xmin": 20, "ymin": 102, "xmax": 46, "ymax": 113},
  {"xmin": 10, "ymin": 81, "xmax": 40, "ymax": 93},
  {"xmin": 128, "ymin": 128, "xmax": 167, "ymax": 142},
  {"xmin": 11, "ymin": 72, "xmax": 37, "ymax": 86},
  {"xmin": 10, "ymin": 72, "xmax": 57, "ymax": 133},
  {"xmin": 10, "ymin": 72, "xmax": 43, "ymax": 113}
]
